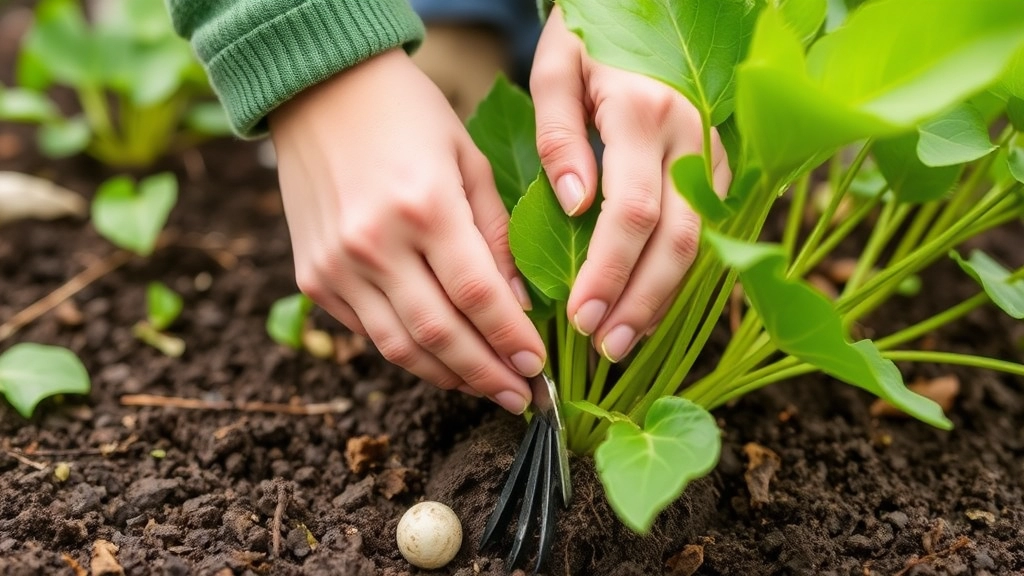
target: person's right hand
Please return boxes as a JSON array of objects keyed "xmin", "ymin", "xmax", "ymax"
[{"xmin": 268, "ymin": 49, "xmax": 544, "ymax": 414}]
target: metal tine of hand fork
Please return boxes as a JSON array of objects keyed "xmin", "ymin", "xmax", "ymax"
[
  {"xmin": 480, "ymin": 372, "xmax": 571, "ymax": 574},
  {"xmin": 504, "ymin": 422, "xmax": 548, "ymax": 569},
  {"xmin": 479, "ymin": 415, "xmax": 543, "ymax": 549}
]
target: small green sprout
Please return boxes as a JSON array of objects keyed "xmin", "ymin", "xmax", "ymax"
[
  {"xmin": 0, "ymin": 343, "xmax": 90, "ymax": 418},
  {"xmin": 267, "ymin": 293, "xmax": 314, "ymax": 350},
  {"xmin": 0, "ymin": 0, "xmax": 231, "ymax": 167},
  {"xmin": 133, "ymin": 282, "xmax": 185, "ymax": 357},
  {"xmin": 53, "ymin": 462, "xmax": 71, "ymax": 482},
  {"xmin": 469, "ymin": 0, "xmax": 1024, "ymax": 533}
]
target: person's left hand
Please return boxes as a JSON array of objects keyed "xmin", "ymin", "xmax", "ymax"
[{"xmin": 530, "ymin": 7, "xmax": 731, "ymax": 362}]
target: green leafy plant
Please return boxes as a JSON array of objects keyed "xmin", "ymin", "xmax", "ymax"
[
  {"xmin": 0, "ymin": 343, "xmax": 90, "ymax": 418},
  {"xmin": 0, "ymin": 0, "xmax": 230, "ymax": 167},
  {"xmin": 469, "ymin": 0, "xmax": 1024, "ymax": 533},
  {"xmin": 133, "ymin": 281, "xmax": 185, "ymax": 357},
  {"xmin": 91, "ymin": 172, "xmax": 177, "ymax": 256}
]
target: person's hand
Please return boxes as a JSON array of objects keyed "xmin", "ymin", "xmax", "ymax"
[
  {"xmin": 531, "ymin": 7, "xmax": 731, "ymax": 362},
  {"xmin": 269, "ymin": 49, "xmax": 545, "ymax": 414}
]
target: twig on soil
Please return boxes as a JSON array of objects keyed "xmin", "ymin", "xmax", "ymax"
[
  {"xmin": 1, "ymin": 448, "xmax": 47, "ymax": 470},
  {"xmin": 272, "ymin": 483, "xmax": 289, "ymax": 558},
  {"xmin": 0, "ymin": 249, "xmax": 133, "ymax": 342},
  {"xmin": 893, "ymin": 536, "xmax": 973, "ymax": 576},
  {"xmin": 6, "ymin": 434, "xmax": 139, "ymax": 459},
  {"xmin": 120, "ymin": 394, "xmax": 353, "ymax": 415}
]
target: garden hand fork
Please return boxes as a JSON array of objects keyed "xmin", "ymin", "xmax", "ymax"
[{"xmin": 480, "ymin": 372, "xmax": 572, "ymax": 574}]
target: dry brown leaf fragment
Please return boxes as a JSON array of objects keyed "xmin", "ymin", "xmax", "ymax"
[
  {"xmin": 90, "ymin": 539, "xmax": 124, "ymax": 576},
  {"xmin": 870, "ymin": 375, "xmax": 960, "ymax": 418},
  {"xmin": 378, "ymin": 467, "xmax": 413, "ymax": 499},
  {"xmin": 743, "ymin": 442, "xmax": 782, "ymax": 509},
  {"xmin": 345, "ymin": 435, "xmax": 390, "ymax": 474},
  {"xmin": 55, "ymin": 300, "xmax": 84, "ymax": 326},
  {"xmin": 62, "ymin": 553, "xmax": 88, "ymax": 576},
  {"xmin": 665, "ymin": 544, "xmax": 705, "ymax": 576},
  {"xmin": 965, "ymin": 509, "xmax": 996, "ymax": 525},
  {"xmin": 0, "ymin": 172, "xmax": 87, "ymax": 226}
]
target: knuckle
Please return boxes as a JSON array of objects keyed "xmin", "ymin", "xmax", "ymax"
[
  {"xmin": 484, "ymin": 318, "xmax": 522, "ymax": 350},
  {"xmin": 432, "ymin": 376, "xmax": 462, "ymax": 391},
  {"xmin": 450, "ymin": 275, "xmax": 498, "ymax": 313},
  {"xmin": 669, "ymin": 221, "xmax": 701, "ymax": 267},
  {"xmin": 376, "ymin": 334, "xmax": 418, "ymax": 367},
  {"xmin": 408, "ymin": 312, "xmax": 455, "ymax": 351},
  {"xmin": 631, "ymin": 290, "xmax": 665, "ymax": 319},
  {"xmin": 536, "ymin": 122, "xmax": 579, "ymax": 162},
  {"xmin": 393, "ymin": 193, "xmax": 438, "ymax": 231},
  {"xmin": 617, "ymin": 194, "xmax": 661, "ymax": 236},
  {"xmin": 598, "ymin": 258, "xmax": 633, "ymax": 288},
  {"xmin": 294, "ymin": 268, "xmax": 325, "ymax": 302},
  {"xmin": 337, "ymin": 222, "xmax": 382, "ymax": 267},
  {"xmin": 458, "ymin": 361, "xmax": 494, "ymax": 388}
]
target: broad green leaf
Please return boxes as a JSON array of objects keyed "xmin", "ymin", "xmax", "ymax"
[
  {"xmin": 0, "ymin": 88, "xmax": 58, "ymax": 122},
  {"xmin": 738, "ymin": 1, "xmax": 1024, "ymax": 177},
  {"xmin": 92, "ymin": 172, "xmax": 177, "ymax": 256},
  {"xmin": 776, "ymin": 0, "xmax": 827, "ymax": 45},
  {"xmin": 466, "ymin": 76, "xmax": 540, "ymax": 212},
  {"xmin": 1003, "ymin": 45, "xmax": 1024, "ymax": 99},
  {"xmin": 916, "ymin": 105, "xmax": 996, "ymax": 167},
  {"xmin": 21, "ymin": 0, "xmax": 99, "ymax": 87},
  {"xmin": 807, "ymin": 0, "xmax": 1024, "ymax": 125},
  {"xmin": 509, "ymin": 174, "xmax": 598, "ymax": 301},
  {"xmin": 37, "ymin": 118, "xmax": 90, "ymax": 158},
  {"xmin": 267, "ymin": 293, "xmax": 313, "ymax": 349},
  {"xmin": 824, "ymin": 0, "xmax": 848, "ymax": 32},
  {"xmin": 0, "ymin": 343, "xmax": 90, "ymax": 418},
  {"xmin": 184, "ymin": 102, "xmax": 232, "ymax": 137},
  {"xmin": 706, "ymin": 232, "xmax": 952, "ymax": 429},
  {"xmin": 1008, "ymin": 97, "xmax": 1024, "ymax": 132},
  {"xmin": 671, "ymin": 155, "xmax": 731, "ymax": 223},
  {"xmin": 1008, "ymin": 147, "xmax": 1024, "ymax": 184},
  {"xmin": 560, "ymin": 0, "xmax": 761, "ymax": 125},
  {"xmin": 873, "ymin": 133, "xmax": 961, "ymax": 204},
  {"xmin": 736, "ymin": 10, "xmax": 889, "ymax": 175},
  {"xmin": 146, "ymin": 281, "xmax": 183, "ymax": 331},
  {"xmin": 952, "ymin": 250, "xmax": 1024, "ymax": 319},
  {"xmin": 595, "ymin": 397, "xmax": 720, "ymax": 533}
]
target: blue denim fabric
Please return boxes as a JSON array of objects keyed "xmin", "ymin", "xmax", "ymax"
[{"xmin": 409, "ymin": 0, "xmax": 540, "ymax": 82}]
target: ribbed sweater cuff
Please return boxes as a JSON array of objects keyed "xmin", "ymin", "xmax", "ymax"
[{"xmin": 206, "ymin": 0, "xmax": 424, "ymax": 137}]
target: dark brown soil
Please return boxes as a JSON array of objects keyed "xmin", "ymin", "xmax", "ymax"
[{"xmin": 3, "ymin": 4, "xmax": 1024, "ymax": 575}]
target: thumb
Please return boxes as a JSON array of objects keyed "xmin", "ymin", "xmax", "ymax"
[{"xmin": 531, "ymin": 26, "xmax": 597, "ymax": 216}]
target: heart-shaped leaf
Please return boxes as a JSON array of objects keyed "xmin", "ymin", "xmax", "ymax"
[
  {"xmin": 916, "ymin": 104, "xmax": 996, "ymax": 167},
  {"xmin": 92, "ymin": 172, "xmax": 177, "ymax": 256},
  {"xmin": 146, "ymin": 281, "xmax": 183, "ymax": 330},
  {"xmin": 560, "ymin": 0, "xmax": 761, "ymax": 125},
  {"xmin": 267, "ymin": 293, "xmax": 313, "ymax": 349},
  {"xmin": 952, "ymin": 250, "xmax": 1024, "ymax": 319},
  {"xmin": 594, "ymin": 397, "xmax": 720, "ymax": 533},
  {"xmin": 509, "ymin": 173, "xmax": 597, "ymax": 301},
  {"xmin": 0, "ymin": 343, "xmax": 90, "ymax": 418},
  {"xmin": 466, "ymin": 76, "xmax": 540, "ymax": 213},
  {"xmin": 706, "ymin": 231, "xmax": 951, "ymax": 430}
]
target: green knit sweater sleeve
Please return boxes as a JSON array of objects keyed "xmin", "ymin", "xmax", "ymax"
[{"xmin": 167, "ymin": 0, "xmax": 425, "ymax": 137}]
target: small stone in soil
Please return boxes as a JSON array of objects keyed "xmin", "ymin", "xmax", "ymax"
[{"xmin": 665, "ymin": 543, "xmax": 704, "ymax": 576}]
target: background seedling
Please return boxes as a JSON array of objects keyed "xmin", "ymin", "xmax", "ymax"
[
  {"xmin": 0, "ymin": 343, "xmax": 90, "ymax": 418},
  {"xmin": 470, "ymin": 0, "xmax": 1024, "ymax": 533},
  {"xmin": 133, "ymin": 281, "xmax": 185, "ymax": 357},
  {"xmin": 0, "ymin": 0, "xmax": 231, "ymax": 167}
]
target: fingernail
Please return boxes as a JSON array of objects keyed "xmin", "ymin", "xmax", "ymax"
[
  {"xmin": 573, "ymin": 300, "xmax": 607, "ymax": 336},
  {"xmin": 493, "ymin": 390, "xmax": 530, "ymax": 415},
  {"xmin": 510, "ymin": 276, "xmax": 533, "ymax": 311},
  {"xmin": 601, "ymin": 325, "xmax": 637, "ymax": 362},
  {"xmin": 458, "ymin": 385, "xmax": 483, "ymax": 398},
  {"xmin": 510, "ymin": 351, "xmax": 544, "ymax": 377},
  {"xmin": 555, "ymin": 173, "xmax": 586, "ymax": 216}
]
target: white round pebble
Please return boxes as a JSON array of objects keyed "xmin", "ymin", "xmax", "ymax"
[{"xmin": 396, "ymin": 501, "xmax": 463, "ymax": 569}]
